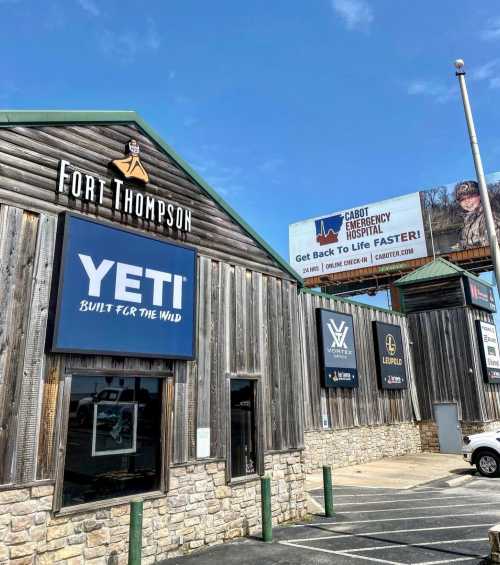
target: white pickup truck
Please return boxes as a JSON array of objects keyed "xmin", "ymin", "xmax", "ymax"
[{"xmin": 462, "ymin": 429, "xmax": 500, "ymax": 477}]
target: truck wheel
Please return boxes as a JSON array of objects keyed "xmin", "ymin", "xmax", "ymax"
[{"xmin": 475, "ymin": 451, "xmax": 500, "ymax": 477}]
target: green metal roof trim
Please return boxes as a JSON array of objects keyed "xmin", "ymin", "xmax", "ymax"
[
  {"xmin": 0, "ymin": 110, "xmax": 302, "ymax": 284},
  {"xmin": 395, "ymin": 257, "xmax": 491, "ymax": 287},
  {"xmin": 300, "ymin": 287, "xmax": 405, "ymax": 317}
]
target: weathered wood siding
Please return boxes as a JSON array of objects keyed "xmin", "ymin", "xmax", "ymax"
[
  {"xmin": 408, "ymin": 307, "xmax": 500, "ymax": 422},
  {"xmin": 173, "ymin": 258, "xmax": 304, "ymax": 464},
  {"xmin": 0, "ymin": 123, "xmax": 290, "ymax": 279},
  {"xmin": 0, "ymin": 208, "xmax": 303, "ymax": 485},
  {"xmin": 299, "ymin": 291, "xmax": 420, "ymax": 431},
  {"xmin": 0, "ymin": 121, "xmax": 306, "ymax": 487},
  {"xmin": 401, "ymin": 278, "xmax": 465, "ymax": 314}
]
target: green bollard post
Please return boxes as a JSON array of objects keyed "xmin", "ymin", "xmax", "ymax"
[
  {"xmin": 261, "ymin": 476, "xmax": 272, "ymax": 542},
  {"xmin": 128, "ymin": 499, "xmax": 143, "ymax": 565},
  {"xmin": 323, "ymin": 465, "xmax": 334, "ymax": 518}
]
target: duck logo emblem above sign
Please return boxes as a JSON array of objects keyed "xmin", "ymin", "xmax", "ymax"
[{"xmin": 112, "ymin": 139, "xmax": 149, "ymax": 184}]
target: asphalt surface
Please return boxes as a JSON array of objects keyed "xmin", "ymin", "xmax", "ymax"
[{"xmin": 168, "ymin": 475, "xmax": 500, "ymax": 565}]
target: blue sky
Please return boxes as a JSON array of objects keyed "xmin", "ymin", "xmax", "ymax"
[{"xmin": 2, "ymin": 0, "xmax": 500, "ymax": 308}]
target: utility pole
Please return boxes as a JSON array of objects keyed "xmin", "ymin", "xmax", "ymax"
[{"xmin": 454, "ymin": 59, "xmax": 500, "ymax": 293}]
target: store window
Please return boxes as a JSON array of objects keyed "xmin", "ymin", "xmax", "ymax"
[
  {"xmin": 230, "ymin": 379, "xmax": 257, "ymax": 478},
  {"xmin": 62, "ymin": 374, "xmax": 163, "ymax": 507}
]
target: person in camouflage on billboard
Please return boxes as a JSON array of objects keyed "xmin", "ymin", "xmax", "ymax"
[{"xmin": 455, "ymin": 180, "xmax": 500, "ymax": 249}]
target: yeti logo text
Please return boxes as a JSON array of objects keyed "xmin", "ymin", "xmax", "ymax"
[
  {"xmin": 78, "ymin": 254, "xmax": 184, "ymax": 309},
  {"xmin": 327, "ymin": 319, "xmax": 349, "ymax": 349}
]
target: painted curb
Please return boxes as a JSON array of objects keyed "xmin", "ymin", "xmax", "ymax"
[
  {"xmin": 305, "ymin": 492, "xmax": 325, "ymax": 515},
  {"xmin": 445, "ymin": 474, "xmax": 474, "ymax": 487}
]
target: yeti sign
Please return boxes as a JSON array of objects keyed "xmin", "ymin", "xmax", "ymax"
[
  {"xmin": 316, "ymin": 309, "xmax": 358, "ymax": 388},
  {"xmin": 50, "ymin": 214, "xmax": 197, "ymax": 358}
]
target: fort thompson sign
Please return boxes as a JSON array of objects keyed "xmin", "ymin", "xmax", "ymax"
[{"xmin": 57, "ymin": 146, "xmax": 192, "ymax": 234}]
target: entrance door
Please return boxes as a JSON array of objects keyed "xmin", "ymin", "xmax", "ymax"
[{"xmin": 434, "ymin": 403, "xmax": 462, "ymax": 454}]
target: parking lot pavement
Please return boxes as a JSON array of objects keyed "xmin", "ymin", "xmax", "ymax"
[{"xmin": 168, "ymin": 477, "xmax": 500, "ymax": 565}]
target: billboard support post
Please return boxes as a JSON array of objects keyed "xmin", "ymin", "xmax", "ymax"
[{"xmin": 455, "ymin": 59, "xmax": 500, "ymax": 294}]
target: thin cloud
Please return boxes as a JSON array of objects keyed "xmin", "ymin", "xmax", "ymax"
[
  {"xmin": 470, "ymin": 59, "xmax": 500, "ymax": 89},
  {"xmin": 407, "ymin": 80, "xmax": 457, "ymax": 104},
  {"xmin": 471, "ymin": 59, "xmax": 499, "ymax": 81},
  {"xmin": 332, "ymin": 0, "xmax": 373, "ymax": 32},
  {"xmin": 77, "ymin": 0, "xmax": 100, "ymax": 16},
  {"xmin": 258, "ymin": 158, "xmax": 285, "ymax": 174},
  {"xmin": 146, "ymin": 18, "xmax": 161, "ymax": 50},
  {"xmin": 99, "ymin": 23, "xmax": 161, "ymax": 63},
  {"xmin": 481, "ymin": 17, "xmax": 500, "ymax": 41}
]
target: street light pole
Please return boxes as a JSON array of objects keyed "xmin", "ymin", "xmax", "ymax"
[{"xmin": 454, "ymin": 58, "xmax": 500, "ymax": 293}]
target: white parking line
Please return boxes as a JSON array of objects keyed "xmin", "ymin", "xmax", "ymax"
[
  {"xmin": 283, "ymin": 522, "xmax": 496, "ymax": 543},
  {"xmin": 280, "ymin": 540, "xmax": 484, "ymax": 565},
  {"xmin": 340, "ymin": 501, "xmax": 498, "ymax": 514},
  {"xmin": 413, "ymin": 558, "xmax": 483, "ymax": 565},
  {"xmin": 332, "ymin": 490, "xmax": 446, "ymax": 499},
  {"xmin": 346, "ymin": 537, "xmax": 487, "ymax": 552},
  {"xmin": 279, "ymin": 541, "xmax": 403, "ymax": 565},
  {"xmin": 291, "ymin": 509, "xmax": 500, "ymax": 527},
  {"xmin": 335, "ymin": 495, "xmax": 483, "ymax": 507}
]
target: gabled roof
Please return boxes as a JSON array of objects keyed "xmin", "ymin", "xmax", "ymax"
[
  {"xmin": 395, "ymin": 257, "xmax": 491, "ymax": 287},
  {"xmin": 0, "ymin": 110, "xmax": 302, "ymax": 284}
]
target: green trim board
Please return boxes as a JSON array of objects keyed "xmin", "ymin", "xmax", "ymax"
[
  {"xmin": 0, "ymin": 110, "xmax": 302, "ymax": 284},
  {"xmin": 395, "ymin": 257, "xmax": 491, "ymax": 288},
  {"xmin": 300, "ymin": 287, "xmax": 405, "ymax": 317}
]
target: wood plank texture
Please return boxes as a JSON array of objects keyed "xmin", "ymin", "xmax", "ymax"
[
  {"xmin": 0, "ymin": 124, "xmax": 291, "ymax": 279},
  {"xmin": 0, "ymin": 207, "xmax": 39, "ymax": 483},
  {"xmin": 298, "ymin": 291, "xmax": 419, "ymax": 431},
  {"xmin": 408, "ymin": 307, "xmax": 500, "ymax": 422}
]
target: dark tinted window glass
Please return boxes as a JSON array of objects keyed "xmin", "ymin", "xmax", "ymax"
[
  {"xmin": 230, "ymin": 379, "xmax": 257, "ymax": 478},
  {"xmin": 63, "ymin": 375, "xmax": 162, "ymax": 507}
]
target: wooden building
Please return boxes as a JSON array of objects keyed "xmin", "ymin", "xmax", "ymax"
[
  {"xmin": 0, "ymin": 111, "xmax": 306, "ymax": 562},
  {"xmin": 298, "ymin": 288, "xmax": 421, "ymax": 473},
  {"xmin": 0, "ymin": 110, "xmax": 429, "ymax": 563},
  {"xmin": 396, "ymin": 258, "xmax": 500, "ymax": 453}
]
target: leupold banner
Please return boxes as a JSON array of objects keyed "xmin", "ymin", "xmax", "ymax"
[
  {"xmin": 289, "ymin": 193, "xmax": 428, "ymax": 277},
  {"xmin": 289, "ymin": 172, "xmax": 500, "ymax": 279},
  {"xmin": 373, "ymin": 322, "xmax": 407, "ymax": 390}
]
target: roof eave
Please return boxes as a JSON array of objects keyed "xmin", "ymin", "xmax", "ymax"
[{"xmin": 0, "ymin": 110, "xmax": 303, "ymax": 285}]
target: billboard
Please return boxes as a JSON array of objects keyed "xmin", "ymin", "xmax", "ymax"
[
  {"xmin": 372, "ymin": 322, "xmax": 407, "ymax": 390},
  {"xmin": 422, "ymin": 172, "xmax": 500, "ymax": 255},
  {"xmin": 290, "ymin": 172, "xmax": 500, "ymax": 280},
  {"xmin": 476, "ymin": 321, "xmax": 500, "ymax": 384},
  {"xmin": 50, "ymin": 214, "xmax": 197, "ymax": 359},
  {"xmin": 316, "ymin": 309, "xmax": 358, "ymax": 388},
  {"xmin": 289, "ymin": 193, "xmax": 428, "ymax": 278}
]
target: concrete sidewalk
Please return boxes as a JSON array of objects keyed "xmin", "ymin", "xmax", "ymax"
[{"xmin": 306, "ymin": 453, "xmax": 471, "ymax": 491}]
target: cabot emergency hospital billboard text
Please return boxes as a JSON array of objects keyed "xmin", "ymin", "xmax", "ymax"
[{"xmin": 289, "ymin": 193, "xmax": 427, "ymax": 277}]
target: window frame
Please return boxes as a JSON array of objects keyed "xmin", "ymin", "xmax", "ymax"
[
  {"xmin": 53, "ymin": 368, "xmax": 173, "ymax": 513},
  {"xmin": 225, "ymin": 373, "xmax": 263, "ymax": 484}
]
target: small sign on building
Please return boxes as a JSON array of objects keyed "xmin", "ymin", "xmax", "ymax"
[
  {"xmin": 465, "ymin": 277, "xmax": 496, "ymax": 313},
  {"xmin": 316, "ymin": 309, "xmax": 358, "ymax": 388},
  {"xmin": 476, "ymin": 320, "xmax": 500, "ymax": 384},
  {"xmin": 373, "ymin": 322, "xmax": 407, "ymax": 389}
]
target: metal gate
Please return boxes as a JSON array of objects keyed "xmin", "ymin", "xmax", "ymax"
[{"xmin": 434, "ymin": 403, "xmax": 462, "ymax": 454}]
